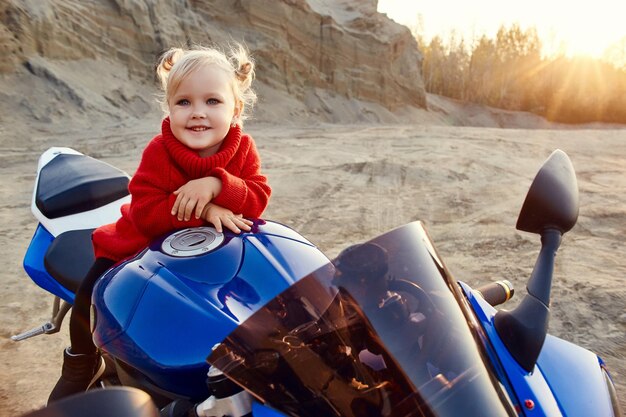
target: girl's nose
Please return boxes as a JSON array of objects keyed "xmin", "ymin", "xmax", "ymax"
[{"xmin": 191, "ymin": 107, "xmax": 206, "ymax": 118}]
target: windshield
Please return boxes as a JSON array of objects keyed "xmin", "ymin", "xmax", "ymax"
[{"xmin": 208, "ymin": 222, "xmax": 515, "ymax": 417}]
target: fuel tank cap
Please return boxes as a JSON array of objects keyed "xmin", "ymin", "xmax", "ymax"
[{"xmin": 161, "ymin": 227, "xmax": 224, "ymax": 257}]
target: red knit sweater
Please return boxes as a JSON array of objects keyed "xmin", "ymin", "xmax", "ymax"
[{"xmin": 92, "ymin": 118, "xmax": 271, "ymax": 261}]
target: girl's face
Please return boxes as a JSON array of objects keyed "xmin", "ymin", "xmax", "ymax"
[{"xmin": 168, "ymin": 65, "xmax": 241, "ymax": 157}]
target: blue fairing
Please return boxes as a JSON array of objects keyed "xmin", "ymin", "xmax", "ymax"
[
  {"xmin": 92, "ymin": 221, "xmax": 330, "ymax": 399},
  {"xmin": 251, "ymin": 401, "xmax": 289, "ymax": 417},
  {"xmin": 23, "ymin": 225, "xmax": 74, "ymax": 303},
  {"xmin": 538, "ymin": 336, "xmax": 614, "ymax": 416},
  {"xmin": 462, "ymin": 282, "xmax": 614, "ymax": 416},
  {"xmin": 467, "ymin": 287, "xmax": 561, "ymax": 415}
]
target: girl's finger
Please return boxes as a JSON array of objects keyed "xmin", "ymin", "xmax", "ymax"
[
  {"xmin": 183, "ymin": 199, "xmax": 196, "ymax": 221},
  {"xmin": 234, "ymin": 217, "xmax": 252, "ymax": 226},
  {"xmin": 177, "ymin": 197, "xmax": 190, "ymax": 220},
  {"xmin": 213, "ymin": 218, "xmax": 223, "ymax": 233},
  {"xmin": 195, "ymin": 201, "xmax": 208, "ymax": 219},
  {"xmin": 224, "ymin": 217, "xmax": 241, "ymax": 234},
  {"xmin": 232, "ymin": 214, "xmax": 252, "ymax": 225},
  {"xmin": 234, "ymin": 217, "xmax": 252, "ymax": 231},
  {"xmin": 232, "ymin": 217, "xmax": 251, "ymax": 232},
  {"xmin": 171, "ymin": 194, "xmax": 183, "ymax": 216}
]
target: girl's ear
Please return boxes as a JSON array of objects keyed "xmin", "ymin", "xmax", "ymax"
[
  {"xmin": 236, "ymin": 100, "xmax": 244, "ymax": 117},
  {"xmin": 233, "ymin": 100, "xmax": 244, "ymax": 124}
]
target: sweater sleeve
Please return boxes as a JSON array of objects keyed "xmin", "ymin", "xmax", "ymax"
[
  {"xmin": 128, "ymin": 140, "xmax": 204, "ymax": 239},
  {"xmin": 211, "ymin": 137, "xmax": 271, "ymax": 218}
]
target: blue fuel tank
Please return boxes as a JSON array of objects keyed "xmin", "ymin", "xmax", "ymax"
[{"xmin": 91, "ymin": 220, "xmax": 330, "ymax": 399}]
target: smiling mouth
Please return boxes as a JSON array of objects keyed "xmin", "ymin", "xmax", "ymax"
[{"xmin": 188, "ymin": 126, "xmax": 210, "ymax": 132}]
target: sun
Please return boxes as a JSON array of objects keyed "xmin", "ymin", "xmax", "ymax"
[
  {"xmin": 545, "ymin": 35, "xmax": 606, "ymax": 59},
  {"xmin": 568, "ymin": 39, "xmax": 602, "ymax": 58},
  {"xmin": 545, "ymin": 20, "xmax": 614, "ymax": 59}
]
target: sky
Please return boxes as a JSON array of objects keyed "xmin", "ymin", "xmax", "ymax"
[{"xmin": 377, "ymin": 0, "xmax": 626, "ymax": 60}]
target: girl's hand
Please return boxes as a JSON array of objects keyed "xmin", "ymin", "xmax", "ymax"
[
  {"xmin": 201, "ymin": 203, "xmax": 253, "ymax": 234},
  {"xmin": 171, "ymin": 177, "xmax": 222, "ymax": 221}
]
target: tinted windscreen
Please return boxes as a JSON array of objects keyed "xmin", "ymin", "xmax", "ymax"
[{"xmin": 209, "ymin": 222, "xmax": 515, "ymax": 417}]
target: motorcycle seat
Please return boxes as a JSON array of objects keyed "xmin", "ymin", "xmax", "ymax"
[
  {"xmin": 36, "ymin": 153, "xmax": 130, "ymax": 219},
  {"xmin": 44, "ymin": 228, "xmax": 96, "ymax": 293},
  {"xmin": 21, "ymin": 386, "xmax": 159, "ymax": 417}
]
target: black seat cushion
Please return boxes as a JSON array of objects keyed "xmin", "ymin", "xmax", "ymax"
[
  {"xmin": 44, "ymin": 229, "xmax": 96, "ymax": 293},
  {"xmin": 36, "ymin": 153, "xmax": 129, "ymax": 219},
  {"xmin": 20, "ymin": 386, "xmax": 159, "ymax": 417}
]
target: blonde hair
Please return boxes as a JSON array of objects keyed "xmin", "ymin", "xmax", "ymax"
[{"xmin": 156, "ymin": 44, "xmax": 257, "ymax": 125}]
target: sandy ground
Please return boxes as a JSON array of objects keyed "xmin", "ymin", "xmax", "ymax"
[{"xmin": 0, "ymin": 120, "xmax": 624, "ymax": 415}]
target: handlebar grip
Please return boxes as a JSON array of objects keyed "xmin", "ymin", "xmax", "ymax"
[{"xmin": 476, "ymin": 280, "xmax": 514, "ymax": 306}]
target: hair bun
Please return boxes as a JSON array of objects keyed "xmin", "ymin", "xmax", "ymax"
[
  {"xmin": 235, "ymin": 62, "xmax": 253, "ymax": 81},
  {"xmin": 156, "ymin": 48, "xmax": 184, "ymax": 88}
]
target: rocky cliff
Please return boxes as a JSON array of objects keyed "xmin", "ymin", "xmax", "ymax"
[{"xmin": 0, "ymin": 0, "xmax": 425, "ymax": 126}]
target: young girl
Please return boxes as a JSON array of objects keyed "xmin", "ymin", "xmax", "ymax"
[{"xmin": 48, "ymin": 44, "xmax": 271, "ymax": 402}]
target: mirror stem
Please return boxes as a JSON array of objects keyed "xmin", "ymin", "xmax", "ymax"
[
  {"xmin": 527, "ymin": 228, "xmax": 562, "ymax": 307},
  {"xmin": 494, "ymin": 228, "xmax": 562, "ymax": 372}
]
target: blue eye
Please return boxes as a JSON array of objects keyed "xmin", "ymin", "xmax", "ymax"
[
  {"xmin": 207, "ymin": 98, "xmax": 221, "ymax": 105},
  {"xmin": 176, "ymin": 99, "xmax": 190, "ymax": 106}
]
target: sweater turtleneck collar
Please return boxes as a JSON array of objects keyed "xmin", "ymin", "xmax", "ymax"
[{"xmin": 161, "ymin": 117, "xmax": 242, "ymax": 179}]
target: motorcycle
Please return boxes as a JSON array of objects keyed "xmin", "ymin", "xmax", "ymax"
[{"xmin": 15, "ymin": 147, "xmax": 621, "ymax": 417}]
